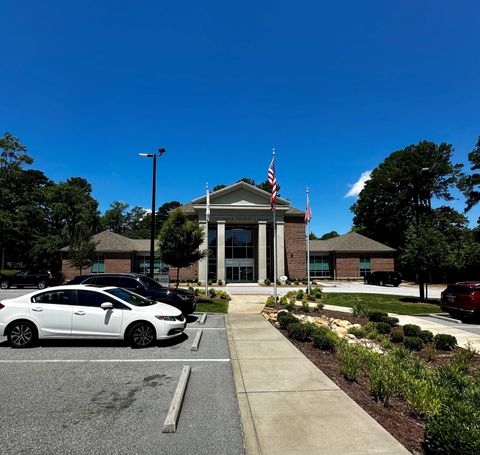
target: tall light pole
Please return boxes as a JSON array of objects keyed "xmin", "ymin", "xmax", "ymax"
[{"xmin": 139, "ymin": 148, "xmax": 166, "ymax": 279}]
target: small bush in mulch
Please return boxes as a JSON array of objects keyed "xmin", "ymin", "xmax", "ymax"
[
  {"xmin": 352, "ymin": 302, "xmax": 371, "ymax": 319},
  {"xmin": 403, "ymin": 324, "xmax": 422, "ymax": 337},
  {"xmin": 382, "ymin": 316, "xmax": 399, "ymax": 326},
  {"xmin": 419, "ymin": 330, "xmax": 434, "ymax": 344},
  {"xmin": 390, "ymin": 327, "xmax": 405, "ymax": 343},
  {"xmin": 369, "ymin": 311, "xmax": 389, "ymax": 322},
  {"xmin": 312, "ymin": 326, "xmax": 338, "ymax": 352},
  {"xmin": 287, "ymin": 322, "xmax": 313, "ymax": 341},
  {"xmin": 375, "ymin": 322, "xmax": 392, "ymax": 334},
  {"xmin": 338, "ymin": 343, "xmax": 362, "ymax": 382},
  {"xmin": 277, "ymin": 311, "xmax": 298, "ymax": 329},
  {"xmin": 314, "ymin": 302, "xmax": 324, "ymax": 312},
  {"xmin": 433, "ymin": 334, "xmax": 457, "ymax": 351},
  {"xmin": 404, "ymin": 336, "xmax": 424, "ymax": 351},
  {"xmin": 348, "ymin": 326, "xmax": 367, "ymax": 339}
]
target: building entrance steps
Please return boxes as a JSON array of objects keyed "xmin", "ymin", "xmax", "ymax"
[{"xmin": 226, "ymin": 312, "xmax": 410, "ymax": 455}]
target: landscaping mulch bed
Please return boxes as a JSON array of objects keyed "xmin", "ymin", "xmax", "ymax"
[{"xmin": 272, "ymin": 308, "xmax": 480, "ymax": 454}]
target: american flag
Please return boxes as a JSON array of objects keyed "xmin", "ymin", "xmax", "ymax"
[
  {"xmin": 305, "ymin": 191, "xmax": 312, "ymax": 224},
  {"xmin": 268, "ymin": 154, "xmax": 277, "ymax": 211}
]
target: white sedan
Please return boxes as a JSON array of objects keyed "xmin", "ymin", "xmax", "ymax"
[{"xmin": 0, "ymin": 285, "xmax": 187, "ymax": 348}]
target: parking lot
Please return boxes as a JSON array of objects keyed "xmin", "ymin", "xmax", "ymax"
[{"xmin": 0, "ymin": 296, "xmax": 245, "ymax": 455}]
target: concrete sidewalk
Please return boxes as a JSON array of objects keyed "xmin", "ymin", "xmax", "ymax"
[{"xmin": 227, "ymin": 304, "xmax": 410, "ymax": 455}]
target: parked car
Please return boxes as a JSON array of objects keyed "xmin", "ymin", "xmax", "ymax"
[
  {"xmin": 0, "ymin": 285, "xmax": 186, "ymax": 348},
  {"xmin": 441, "ymin": 282, "xmax": 480, "ymax": 321},
  {"xmin": 66, "ymin": 273, "xmax": 196, "ymax": 315},
  {"xmin": 364, "ymin": 271, "xmax": 402, "ymax": 287},
  {"xmin": 0, "ymin": 269, "xmax": 54, "ymax": 290}
]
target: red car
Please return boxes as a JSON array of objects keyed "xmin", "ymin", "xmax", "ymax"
[{"xmin": 440, "ymin": 282, "xmax": 480, "ymax": 320}]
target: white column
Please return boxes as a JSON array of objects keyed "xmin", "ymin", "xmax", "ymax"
[
  {"xmin": 217, "ymin": 220, "xmax": 225, "ymax": 282},
  {"xmin": 258, "ymin": 221, "xmax": 267, "ymax": 284},
  {"xmin": 277, "ymin": 221, "xmax": 285, "ymax": 278},
  {"xmin": 198, "ymin": 220, "xmax": 208, "ymax": 284}
]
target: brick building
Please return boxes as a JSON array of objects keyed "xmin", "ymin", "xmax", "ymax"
[{"xmin": 61, "ymin": 181, "xmax": 395, "ymax": 282}]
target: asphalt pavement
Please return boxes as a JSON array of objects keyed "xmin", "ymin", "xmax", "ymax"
[{"xmin": 0, "ymin": 313, "xmax": 245, "ymax": 455}]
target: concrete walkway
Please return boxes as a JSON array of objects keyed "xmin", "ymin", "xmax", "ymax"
[{"xmin": 227, "ymin": 298, "xmax": 410, "ymax": 455}]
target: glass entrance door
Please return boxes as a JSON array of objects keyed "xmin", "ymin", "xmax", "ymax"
[{"xmin": 225, "ymin": 227, "xmax": 256, "ymax": 282}]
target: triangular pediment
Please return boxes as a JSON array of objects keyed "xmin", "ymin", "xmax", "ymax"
[{"xmin": 193, "ymin": 181, "xmax": 289, "ymax": 207}]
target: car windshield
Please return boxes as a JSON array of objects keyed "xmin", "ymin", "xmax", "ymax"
[
  {"xmin": 105, "ymin": 288, "xmax": 155, "ymax": 306},
  {"xmin": 140, "ymin": 276, "xmax": 163, "ymax": 289}
]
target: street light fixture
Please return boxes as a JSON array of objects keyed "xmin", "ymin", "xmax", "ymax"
[{"xmin": 139, "ymin": 148, "xmax": 166, "ymax": 278}]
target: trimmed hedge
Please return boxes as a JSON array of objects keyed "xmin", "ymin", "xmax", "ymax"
[
  {"xmin": 312, "ymin": 326, "xmax": 338, "ymax": 352},
  {"xmin": 277, "ymin": 311, "xmax": 298, "ymax": 329},
  {"xmin": 403, "ymin": 324, "xmax": 422, "ymax": 337},
  {"xmin": 404, "ymin": 336, "xmax": 424, "ymax": 351},
  {"xmin": 434, "ymin": 334, "xmax": 457, "ymax": 351}
]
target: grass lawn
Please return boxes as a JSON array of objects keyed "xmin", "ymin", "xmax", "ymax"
[
  {"xmin": 323, "ymin": 293, "xmax": 442, "ymax": 315},
  {"xmin": 195, "ymin": 296, "xmax": 229, "ymax": 313}
]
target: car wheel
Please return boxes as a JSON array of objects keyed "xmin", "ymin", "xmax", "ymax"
[
  {"xmin": 0, "ymin": 280, "xmax": 9, "ymax": 289},
  {"xmin": 129, "ymin": 322, "xmax": 156, "ymax": 348},
  {"xmin": 37, "ymin": 280, "xmax": 47, "ymax": 289},
  {"xmin": 8, "ymin": 321, "xmax": 37, "ymax": 348}
]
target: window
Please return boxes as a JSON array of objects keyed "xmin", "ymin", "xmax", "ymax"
[
  {"xmin": 76, "ymin": 290, "xmax": 126, "ymax": 308},
  {"xmin": 91, "ymin": 255, "xmax": 105, "ymax": 273},
  {"xmin": 359, "ymin": 255, "xmax": 371, "ymax": 277},
  {"xmin": 208, "ymin": 227, "xmax": 217, "ymax": 281},
  {"xmin": 92, "ymin": 276, "xmax": 118, "ymax": 286},
  {"xmin": 32, "ymin": 290, "xmax": 76, "ymax": 305},
  {"xmin": 310, "ymin": 255, "xmax": 330, "ymax": 277}
]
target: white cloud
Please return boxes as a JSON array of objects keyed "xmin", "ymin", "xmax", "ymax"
[{"xmin": 345, "ymin": 170, "xmax": 372, "ymax": 198}]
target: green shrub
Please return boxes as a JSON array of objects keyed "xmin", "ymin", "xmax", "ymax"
[
  {"xmin": 390, "ymin": 346, "xmax": 411, "ymax": 360},
  {"xmin": 375, "ymin": 322, "xmax": 392, "ymax": 334},
  {"xmin": 188, "ymin": 285, "xmax": 195, "ymax": 292},
  {"xmin": 301, "ymin": 301, "xmax": 309, "ymax": 312},
  {"xmin": 195, "ymin": 288, "xmax": 206, "ymax": 295},
  {"xmin": 404, "ymin": 336, "xmax": 424, "ymax": 351},
  {"xmin": 363, "ymin": 322, "xmax": 379, "ymax": 339},
  {"xmin": 390, "ymin": 327, "xmax": 404, "ymax": 343},
  {"xmin": 366, "ymin": 354, "xmax": 398, "ymax": 405},
  {"xmin": 264, "ymin": 278, "xmax": 271, "ymax": 286},
  {"xmin": 265, "ymin": 296, "xmax": 275, "ymax": 307},
  {"xmin": 296, "ymin": 289, "xmax": 304, "ymax": 300},
  {"xmin": 287, "ymin": 322, "xmax": 312, "ymax": 341},
  {"xmin": 209, "ymin": 288, "xmax": 217, "ymax": 298},
  {"xmin": 403, "ymin": 377, "xmax": 442, "ymax": 417},
  {"xmin": 451, "ymin": 344, "xmax": 477, "ymax": 372},
  {"xmin": 277, "ymin": 311, "xmax": 298, "ymax": 329},
  {"xmin": 217, "ymin": 290, "xmax": 231, "ymax": 300},
  {"xmin": 279, "ymin": 295, "xmax": 288, "ymax": 306},
  {"xmin": 312, "ymin": 326, "xmax": 338, "ymax": 352},
  {"xmin": 307, "ymin": 293, "xmax": 316, "ymax": 302},
  {"xmin": 403, "ymin": 324, "xmax": 422, "ymax": 337},
  {"xmin": 352, "ymin": 303, "xmax": 371, "ymax": 319},
  {"xmin": 419, "ymin": 329, "xmax": 434, "ymax": 344},
  {"xmin": 425, "ymin": 401, "xmax": 480, "ymax": 455},
  {"xmin": 314, "ymin": 302, "xmax": 324, "ymax": 312},
  {"xmin": 434, "ymin": 334, "xmax": 457, "ymax": 351},
  {"xmin": 217, "ymin": 279, "xmax": 223, "ymax": 286},
  {"xmin": 338, "ymin": 343, "xmax": 361, "ymax": 382},
  {"xmin": 310, "ymin": 287, "xmax": 322, "ymax": 299},
  {"xmin": 424, "ymin": 343, "xmax": 437, "ymax": 362},
  {"xmin": 369, "ymin": 311, "xmax": 388, "ymax": 322},
  {"xmin": 382, "ymin": 316, "xmax": 399, "ymax": 326},
  {"xmin": 207, "ymin": 279, "xmax": 213, "ymax": 286},
  {"xmin": 348, "ymin": 326, "xmax": 367, "ymax": 338},
  {"xmin": 285, "ymin": 302, "xmax": 295, "ymax": 312}
]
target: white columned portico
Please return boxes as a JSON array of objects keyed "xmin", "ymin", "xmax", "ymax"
[
  {"xmin": 258, "ymin": 220, "xmax": 267, "ymax": 283},
  {"xmin": 217, "ymin": 220, "xmax": 226, "ymax": 282},
  {"xmin": 277, "ymin": 220, "xmax": 285, "ymax": 278},
  {"xmin": 198, "ymin": 220, "xmax": 208, "ymax": 284}
]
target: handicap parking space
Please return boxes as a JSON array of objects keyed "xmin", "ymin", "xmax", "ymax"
[{"xmin": 0, "ymin": 312, "xmax": 245, "ymax": 455}]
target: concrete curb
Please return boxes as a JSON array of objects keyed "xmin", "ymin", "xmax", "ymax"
[
  {"xmin": 197, "ymin": 313, "xmax": 207, "ymax": 325},
  {"xmin": 190, "ymin": 329, "xmax": 203, "ymax": 351},
  {"xmin": 162, "ymin": 365, "xmax": 191, "ymax": 433}
]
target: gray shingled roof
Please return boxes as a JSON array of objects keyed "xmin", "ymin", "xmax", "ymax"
[
  {"xmin": 60, "ymin": 230, "xmax": 158, "ymax": 253},
  {"xmin": 310, "ymin": 232, "xmax": 396, "ymax": 253}
]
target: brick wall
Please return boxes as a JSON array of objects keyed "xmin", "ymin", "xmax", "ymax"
[
  {"xmin": 335, "ymin": 254, "xmax": 359, "ymax": 278},
  {"xmin": 168, "ymin": 261, "xmax": 198, "ymax": 282},
  {"xmin": 372, "ymin": 256, "xmax": 395, "ymax": 272},
  {"xmin": 104, "ymin": 258, "xmax": 131, "ymax": 274},
  {"xmin": 285, "ymin": 217, "xmax": 307, "ymax": 279}
]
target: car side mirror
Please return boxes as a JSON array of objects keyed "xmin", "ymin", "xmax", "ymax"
[{"xmin": 101, "ymin": 302, "xmax": 114, "ymax": 310}]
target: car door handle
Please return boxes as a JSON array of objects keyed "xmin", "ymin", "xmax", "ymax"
[
  {"xmin": 74, "ymin": 311, "xmax": 86, "ymax": 316},
  {"xmin": 32, "ymin": 307, "xmax": 44, "ymax": 312}
]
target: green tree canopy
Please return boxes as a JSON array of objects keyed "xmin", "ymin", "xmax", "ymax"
[
  {"xmin": 68, "ymin": 236, "xmax": 98, "ymax": 275},
  {"xmin": 157, "ymin": 208, "xmax": 206, "ymax": 287},
  {"xmin": 320, "ymin": 231, "xmax": 339, "ymax": 240},
  {"xmin": 101, "ymin": 201, "xmax": 130, "ymax": 234},
  {"xmin": 351, "ymin": 141, "xmax": 462, "ymax": 249},
  {"xmin": 458, "ymin": 136, "xmax": 480, "ymax": 212}
]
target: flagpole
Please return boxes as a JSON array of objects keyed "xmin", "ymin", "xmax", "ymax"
[
  {"xmin": 306, "ymin": 188, "xmax": 311, "ymax": 295},
  {"xmin": 272, "ymin": 149, "xmax": 278, "ymax": 302},
  {"xmin": 205, "ymin": 182, "xmax": 209, "ymax": 296}
]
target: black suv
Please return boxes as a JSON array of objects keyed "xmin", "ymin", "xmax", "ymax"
[
  {"xmin": 67, "ymin": 273, "xmax": 196, "ymax": 315},
  {"xmin": 0, "ymin": 270, "xmax": 54, "ymax": 290},
  {"xmin": 364, "ymin": 271, "xmax": 402, "ymax": 287}
]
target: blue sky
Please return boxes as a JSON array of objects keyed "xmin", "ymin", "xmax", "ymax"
[{"xmin": 1, "ymin": 0, "xmax": 479, "ymax": 236}]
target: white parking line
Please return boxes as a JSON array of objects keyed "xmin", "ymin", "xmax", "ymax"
[{"xmin": 0, "ymin": 358, "xmax": 231, "ymax": 363}]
